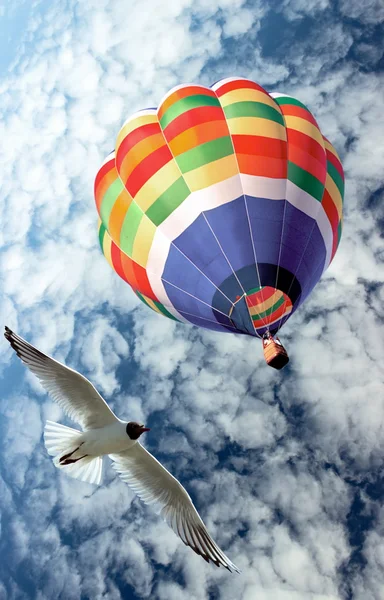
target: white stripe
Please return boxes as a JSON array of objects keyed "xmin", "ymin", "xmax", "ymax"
[
  {"xmin": 158, "ymin": 175, "xmax": 243, "ymax": 240},
  {"xmin": 240, "ymin": 174, "xmax": 287, "ymax": 199},
  {"xmin": 145, "ymin": 231, "xmax": 189, "ymax": 324},
  {"xmin": 270, "ymin": 92, "xmax": 292, "ymax": 99}
]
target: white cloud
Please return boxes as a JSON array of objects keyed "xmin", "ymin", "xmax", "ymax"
[{"xmin": 338, "ymin": 0, "xmax": 384, "ymax": 24}]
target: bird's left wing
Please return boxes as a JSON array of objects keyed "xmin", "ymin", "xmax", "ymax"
[
  {"xmin": 110, "ymin": 443, "xmax": 240, "ymax": 572},
  {"xmin": 4, "ymin": 326, "xmax": 118, "ymax": 430}
]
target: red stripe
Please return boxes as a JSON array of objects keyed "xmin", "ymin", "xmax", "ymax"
[
  {"xmin": 322, "ymin": 189, "xmax": 340, "ymax": 235},
  {"xmin": 125, "ymin": 145, "xmax": 172, "ymax": 197},
  {"xmin": 253, "ymin": 301, "xmax": 290, "ymax": 327},
  {"xmin": 133, "ymin": 263, "xmax": 156, "ymax": 299},
  {"xmin": 232, "ymin": 135, "xmax": 287, "ymax": 159},
  {"xmin": 326, "ymin": 149, "xmax": 344, "ymax": 180},
  {"xmin": 163, "ymin": 106, "xmax": 225, "ymax": 142},
  {"xmin": 246, "ymin": 287, "xmax": 278, "ymax": 307},
  {"xmin": 279, "ymin": 104, "xmax": 319, "ymax": 128},
  {"xmin": 94, "ymin": 158, "xmax": 114, "ymax": 195},
  {"xmin": 288, "ymin": 144, "xmax": 327, "ymax": 185},
  {"xmin": 111, "ymin": 242, "xmax": 128, "ymax": 284},
  {"xmin": 287, "ymin": 129, "xmax": 325, "ymax": 164},
  {"xmin": 215, "ymin": 79, "xmax": 268, "ymax": 97},
  {"xmin": 237, "ymin": 154, "xmax": 287, "ymax": 178},
  {"xmin": 116, "ymin": 123, "xmax": 161, "ymax": 171}
]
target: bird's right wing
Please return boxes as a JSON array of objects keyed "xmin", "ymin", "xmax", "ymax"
[
  {"xmin": 4, "ymin": 327, "xmax": 118, "ymax": 430},
  {"xmin": 110, "ymin": 443, "xmax": 239, "ymax": 573}
]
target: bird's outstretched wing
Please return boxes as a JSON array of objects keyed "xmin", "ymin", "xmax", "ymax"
[
  {"xmin": 4, "ymin": 326, "xmax": 118, "ymax": 430},
  {"xmin": 110, "ymin": 443, "xmax": 240, "ymax": 573}
]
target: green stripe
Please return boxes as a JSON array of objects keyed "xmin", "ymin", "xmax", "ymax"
[
  {"xmin": 146, "ymin": 177, "xmax": 190, "ymax": 225},
  {"xmin": 251, "ymin": 295, "xmax": 285, "ymax": 321},
  {"xmin": 223, "ymin": 101, "xmax": 285, "ymax": 126},
  {"xmin": 119, "ymin": 202, "xmax": 143, "ymax": 257},
  {"xmin": 155, "ymin": 302, "xmax": 179, "ymax": 321},
  {"xmin": 176, "ymin": 136, "xmax": 233, "ymax": 173},
  {"xmin": 136, "ymin": 291, "xmax": 179, "ymax": 322},
  {"xmin": 273, "ymin": 96, "xmax": 308, "ymax": 111},
  {"xmin": 135, "ymin": 290, "xmax": 152, "ymax": 309},
  {"xmin": 288, "ymin": 161, "xmax": 325, "ymax": 202},
  {"xmin": 160, "ymin": 94, "xmax": 221, "ymax": 129},
  {"xmin": 98, "ymin": 223, "xmax": 106, "ymax": 250},
  {"xmin": 100, "ymin": 178, "xmax": 124, "ymax": 227},
  {"xmin": 247, "ymin": 286, "xmax": 263, "ymax": 296},
  {"xmin": 327, "ymin": 161, "xmax": 344, "ymax": 201},
  {"xmin": 337, "ymin": 220, "xmax": 342, "ymax": 242}
]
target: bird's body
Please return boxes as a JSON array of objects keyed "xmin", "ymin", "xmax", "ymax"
[
  {"xmin": 4, "ymin": 326, "xmax": 239, "ymax": 573},
  {"xmin": 72, "ymin": 421, "xmax": 137, "ymax": 457}
]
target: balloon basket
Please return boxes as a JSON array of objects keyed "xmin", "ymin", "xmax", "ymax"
[{"xmin": 262, "ymin": 336, "xmax": 289, "ymax": 370}]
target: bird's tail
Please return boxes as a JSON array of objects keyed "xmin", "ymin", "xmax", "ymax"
[{"xmin": 44, "ymin": 420, "xmax": 102, "ymax": 485}]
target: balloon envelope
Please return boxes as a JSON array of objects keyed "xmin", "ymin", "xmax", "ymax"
[{"xmin": 95, "ymin": 77, "xmax": 344, "ymax": 338}]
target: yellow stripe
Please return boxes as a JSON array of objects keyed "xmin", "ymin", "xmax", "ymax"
[
  {"xmin": 183, "ymin": 154, "xmax": 238, "ymax": 192},
  {"xmin": 248, "ymin": 291, "xmax": 283, "ymax": 315},
  {"xmin": 102, "ymin": 230, "xmax": 114, "ymax": 269},
  {"xmin": 325, "ymin": 173, "xmax": 343, "ymax": 219},
  {"xmin": 134, "ymin": 159, "xmax": 182, "ymax": 211},
  {"xmin": 116, "ymin": 114, "xmax": 158, "ymax": 150},
  {"xmin": 226, "ymin": 117, "xmax": 287, "ymax": 140},
  {"xmin": 219, "ymin": 88, "xmax": 281, "ymax": 111},
  {"xmin": 284, "ymin": 115, "xmax": 325, "ymax": 148},
  {"xmin": 131, "ymin": 215, "xmax": 156, "ymax": 267},
  {"xmin": 324, "ymin": 138, "xmax": 342, "ymax": 163},
  {"xmin": 254, "ymin": 305, "xmax": 292, "ymax": 327},
  {"xmin": 118, "ymin": 132, "xmax": 165, "ymax": 182},
  {"xmin": 143, "ymin": 296, "xmax": 162, "ymax": 314}
]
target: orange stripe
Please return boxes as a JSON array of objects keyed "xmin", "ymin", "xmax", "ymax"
[
  {"xmin": 108, "ymin": 190, "xmax": 133, "ymax": 243},
  {"xmin": 120, "ymin": 252, "xmax": 137, "ymax": 288},
  {"xmin": 168, "ymin": 120, "xmax": 229, "ymax": 156},
  {"xmin": 237, "ymin": 154, "xmax": 287, "ymax": 178},
  {"xmin": 118, "ymin": 132, "xmax": 165, "ymax": 182},
  {"xmin": 95, "ymin": 170, "xmax": 119, "ymax": 213}
]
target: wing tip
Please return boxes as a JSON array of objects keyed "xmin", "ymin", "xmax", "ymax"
[
  {"xmin": 4, "ymin": 326, "xmax": 21, "ymax": 357},
  {"xmin": 186, "ymin": 536, "xmax": 240, "ymax": 573}
]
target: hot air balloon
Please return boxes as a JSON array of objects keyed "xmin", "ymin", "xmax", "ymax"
[{"xmin": 95, "ymin": 77, "xmax": 344, "ymax": 369}]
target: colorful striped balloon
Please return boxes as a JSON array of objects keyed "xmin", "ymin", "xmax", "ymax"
[{"xmin": 95, "ymin": 77, "xmax": 344, "ymax": 340}]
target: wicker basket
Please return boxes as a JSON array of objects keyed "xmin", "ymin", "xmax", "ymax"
[{"xmin": 262, "ymin": 336, "xmax": 289, "ymax": 370}]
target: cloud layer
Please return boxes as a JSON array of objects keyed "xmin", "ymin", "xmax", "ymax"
[{"xmin": 0, "ymin": 0, "xmax": 383, "ymax": 599}]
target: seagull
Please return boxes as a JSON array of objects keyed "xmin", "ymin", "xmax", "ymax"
[{"xmin": 4, "ymin": 326, "xmax": 239, "ymax": 573}]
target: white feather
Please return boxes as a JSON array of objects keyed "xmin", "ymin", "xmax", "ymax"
[
  {"xmin": 5, "ymin": 328, "xmax": 118, "ymax": 430},
  {"xmin": 110, "ymin": 444, "xmax": 240, "ymax": 573}
]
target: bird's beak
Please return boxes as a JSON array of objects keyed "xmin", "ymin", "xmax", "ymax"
[{"xmin": 139, "ymin": 425, "xmax": 150, "ymax": 433}]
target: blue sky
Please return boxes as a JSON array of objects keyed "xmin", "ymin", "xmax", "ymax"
[{"xmin": 0, "ymin": 0, "xmax": 384, "ymax": 599}]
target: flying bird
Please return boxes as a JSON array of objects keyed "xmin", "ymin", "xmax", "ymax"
[{"xmin": 4, "ymin": 326, "xmax": 239, "ymax": 573}]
